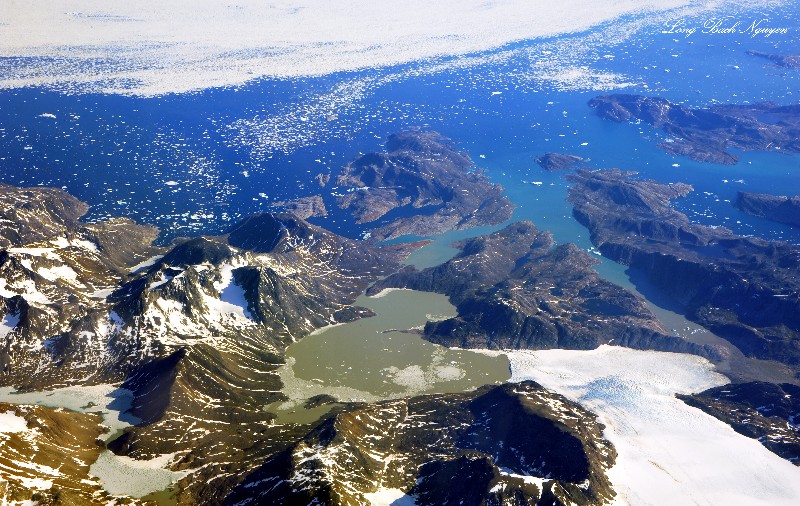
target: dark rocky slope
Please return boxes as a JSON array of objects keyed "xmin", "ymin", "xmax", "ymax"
[
  {"xmin": 368, "ymin": 222, "xmax": 716, "ymax": 358},
  {"xmin": 226, "ymin": 382, "xmax": 616, "ymax": 506},
  {"xmin": 567, "ymin": 169, "xmax": 800, "ymax": 371},
  {"xmin": 336, "ymin": 130, "xmax": 514, "ymax": 240},
  {"xmin": 735, "ymin": 191, "xmax": 800, "ymax": 228},
  {"xmin": 679, "ymin": 381, "xmax": 800, "ymax": 465},
  {"xmin": 589, "ymin": 94, "xmax": 800, "ymax": 164},
  {"xmin": 0, "ymin": 183, "xmax": 89, "ymax": 249}
]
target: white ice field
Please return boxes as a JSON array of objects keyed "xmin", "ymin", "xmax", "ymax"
[{"xmin": 506, "ymin": 346, "xmax": 800, "ymax": 506}]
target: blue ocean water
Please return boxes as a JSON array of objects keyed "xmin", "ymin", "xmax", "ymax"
[{"xmin": 1, "ymin": 4, "xmax": 799, "ymax": 248}]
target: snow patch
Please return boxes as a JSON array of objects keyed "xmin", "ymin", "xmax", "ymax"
[
  {"xmin": 499, "ymin": 467, "xmax": 548, "ymax": 489},
  {"xmin": 70, "ymin": 238, "xmax": 99, "ymax": 252},
  {"xmin": 0, "ymin": 278, "xmax": 52, "ymax": 305},
  {"xmin": 49, "ymin": 237, "xmax": 70, "ymax": 248},
  {"xmin": 129, "ymin": 255, "xmax": 163, "ymax": 273},
  {"xmin": 17, "ymin": 477, "xmax": 52, "ymax": 490},
  {"xmin": 6, "ymin": 246, "xmax": 55, "ymax": 257},
  {"xmin": 0, "ymin": 410, "xmax": 28, "ymax": 433},
  {"xmin": 37, "ymin": 264, "xmax": 79, "ymax": 283},
  {"xmin": 214, "ymin": 263, "xmax": 253, "ymax": 320},
  {"xmin": 0, "ymin": 311, "xmax": 20, "ymax": 339},
  {"xmin": 364, "ymin": 487, "xmax": 415, "ymax": 506}
]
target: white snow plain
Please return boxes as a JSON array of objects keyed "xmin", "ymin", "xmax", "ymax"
[
  {"xmin": 506, "ymin": 346, "xmax": 800, "ymax": 506},
  {"xmin": 2, "ymin": 0, "xmax": 703, "ymax": 95}
]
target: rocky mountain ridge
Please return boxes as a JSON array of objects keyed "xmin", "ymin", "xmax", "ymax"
[{"xmin": 226, "ymin": 382, "xmax": 616, "ymax": 505}]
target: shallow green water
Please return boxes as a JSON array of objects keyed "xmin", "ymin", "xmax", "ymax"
[{"xmin": 270, "ymin": 288, "xmax": 511, "ymax": 423}]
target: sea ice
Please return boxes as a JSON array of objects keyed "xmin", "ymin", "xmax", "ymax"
[{"xmin": 1, "ymin": 0, "xmax": 703, "ymax": 95}]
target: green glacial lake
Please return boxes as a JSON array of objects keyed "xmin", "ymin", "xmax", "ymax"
[{"xmin": 270, "ymin": 288, "xmax": 511, "ymax": 423}]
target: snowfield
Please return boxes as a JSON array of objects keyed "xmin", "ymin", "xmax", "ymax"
[{"xmin": 506, "ymin": 346, "xmax": 800, "ymax": 506}]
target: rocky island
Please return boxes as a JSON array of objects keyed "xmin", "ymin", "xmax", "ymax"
[
  {"xmin": 535, "ymin": 153, "xmax": 588, "ymax": 172},
  {"xmin": 589, "ymin": 94, "xmax": 800, "ymax": 164},
  {"xmin": 734, "ymin": 191, "xmax": 800, "ymax": 228},
  {"xmin": 747, "ymin": 50, "xmax": 800, "ymax": 69},
  {"xmin": 269, "ymin": 195, "xmax": 328, "ymax": 220},
  {"xmin": 335, "ymin": 130, "xmax": 515, "ymax": 240}
]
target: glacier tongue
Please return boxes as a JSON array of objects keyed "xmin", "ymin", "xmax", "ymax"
[{"xmin": 506, "ymin": 345, "xmax": 800, "ymax": 506}]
